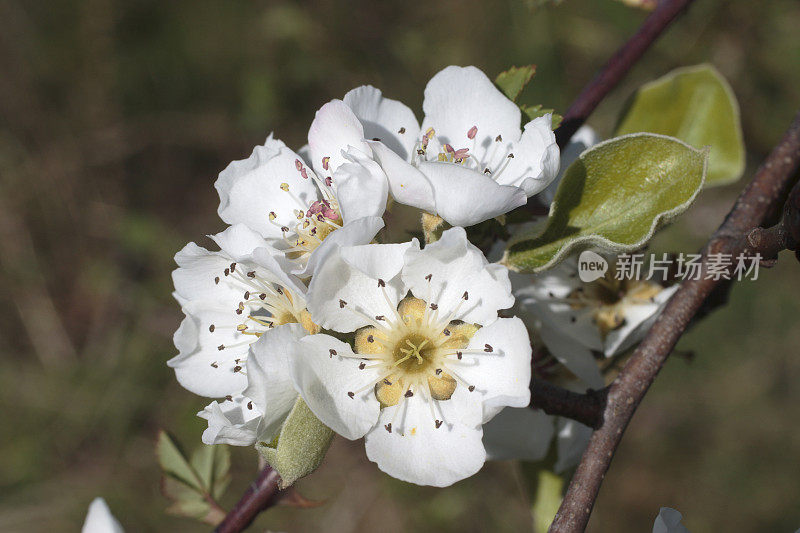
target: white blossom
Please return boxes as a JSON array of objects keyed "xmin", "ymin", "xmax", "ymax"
[
  {"xmin": 169, "ymin": 224, "xmax": 314, "ymax": 398},
  {"xmin": 512, "ymin": 254, "xmax": 677, "ymax": 388},
  {"xmin": 82, "ymin": 498, "xmax": 124, "ymax": 533},
  {"xmin": 215, "ymin": 133, "xmax": 385, "ymax": 277},
  {"xmin": 256, "ymin": 227, "xmax": 532, "ymax": 486},
  {"xmin": 367, "ymin": 66, "xmax": 559, "ymax": 227}
]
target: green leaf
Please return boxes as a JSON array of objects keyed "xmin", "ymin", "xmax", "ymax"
[
  {"xmin": 522, "ymin": 104, "xmax": 563, "ymax": 129},
  {"xmin": 495, "ymin": 65, "xmax": 536, "ymax": 102},
  {"xmin": 156, "ymin": 431, "xmax": 203, "ymax": 492},
  {"xmin": 504, "ymin": 133, "xmax": 708, "ymax": 272},
  {"xmin": 256, "ymin": 397, "xmax": 335, "ymax": 488},
  {"xmin": 190, "ymin": 443, "xmax": 231, "ymax": 500},
  {"xmin": 156, "ymin": 431, "xmax": 230, "ymax": 526},
  {"xmin": 615, "ymin": 64, "xmax": 744, "ymax": 187}
]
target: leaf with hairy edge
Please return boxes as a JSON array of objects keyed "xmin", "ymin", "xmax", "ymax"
[
  {"xmin": 495, "ymin": 65, "xmax": 536, "ymax": 102},
  {"xmin": 504, "ymin": 133, "xmax": 708, "ymax": 273},
  {"xmin": 156, "ymin": 431, "xmax": 230, "ymax": 525},
  {"xmin": 615, "ymin": 64, "xmax": 744, "ymax": 187}
]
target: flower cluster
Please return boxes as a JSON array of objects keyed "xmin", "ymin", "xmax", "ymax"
[{"xmin": 169, "ymin": 66, "xmax": 672, "ymax": 486}]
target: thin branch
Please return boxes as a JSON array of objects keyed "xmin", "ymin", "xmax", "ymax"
[
  {"xmin": 214, "ymin": 466, "xmax": 282, "ymax": 533},
  {"xmin": 549, "ymin": 111, "xmax": 800, "ymax": 533},
  {"xmin": 531, "ymin": 380, "xmax": 607, "ymax": 429},
  {"xmin": 555, "ymin": 0, "xmax": 696, "ymax": 149}
]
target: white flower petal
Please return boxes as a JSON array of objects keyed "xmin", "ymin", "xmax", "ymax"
[
  {"xmin": 169, "ymin": 302, "xmax": 249, "ymax": 397},
  {"xmin": 308, "ymin": 100, "xmax": 370, "ymax": 175},
  {"xmin": 208, "ymin": 223, "xmax": 267, "ymax": 261},
  {"xmin": 198, "ymin": 396, "xmax": 264, "ymax": 446},
  {"xmin": 483, "ymin": 407, "xmax": 555, "ymax": 461},
  {"xmin": 499, "ymin": 115, "xmax": 560, "ymax": 195},
  {"xmin": 538, "ymin": 324, "xmax": 605, "ymax": 389},
  {"xmin": 653, "ymin": 508, "xmax": 691, "ymax": 533},
  {"xmin": 243, "ymin": 323, "xmax": 308, "ymax": 441},
  {"xmin": 417, "ymin": 161, "xmax": 528, "ymax": 226},
  {"xmin": 343, "ymin": 85, "xmax": 421, "ymax": 161},
  {"xmin": 364, "ymin": 387, "xmax": 485, "ymax": 487},
  {"xmin": 457, "ymin": 317, "xmax": 532, "ymax": 420},
  {"xmin": 172, "ymin": 242, "xmax": 242, "ymax": 306},
  {"xmin": 334, "ymin": 148, "xmax": 389, "ymax": 223},
  {"xmin": 421, "ymin": 66, "xmax": 522, "ymax": 159},
  {"xmin": 295, "ymin": 216, "xmax": 385, "ymax": 278},
  {"xmin": 555, "ymin": 417, "xmax": 593, "ymax": 473},
  {"xmin": 369, "ymin": 141, "xmax": 437, "ymax": 213},
  {"xmin": 82, "ymin": 498, "xmax": 124, "ymax": 533},
  {"xmin": 307, "ymin": 241, "xmax": 413, "ymax": 332},
  {"xmin": 289, "ymin": 334, "xmax": 381, "ymax": 440},
  {"xmin": 403, "ymin": 227, "xmax": 514, "ymax": 325},
  {"xmin": 604, "ymin": 284, "xmax": 678, "ymax": 356},
  {"xmin": 216, "ymin": 136, "xmax": 319, "ymax": 241}
]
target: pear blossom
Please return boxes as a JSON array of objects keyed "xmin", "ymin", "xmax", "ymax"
[
  {"xmin": 512, "ymin": 254, "xmax": 677, "ymax": 386},
  {"xmin": 539, "ymin": 125, "xmax": 600, "ymax": 207},
  {"xmin": 169, "ymin": 223, "xmax": 315, "ymax": 398},
  {"xmin": 268, "ymin": 227, "xmax": 532, "ymax": 486},
  {"xmin": 82, "ymin": 498, "xmax": 124, "ymax": 533},
  {"xmin": 366, "ymin": 65, "xmax": 560, "ymax": 227},
  {"xmin": 215, "ymin": 133, "xmax": 386, "ymax": 277}
]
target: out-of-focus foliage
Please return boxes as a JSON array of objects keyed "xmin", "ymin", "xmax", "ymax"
[
  {"xmin": 506, "ymin": 134, "xmax": 708, "ymax": 272},
  {"xmin": 0, "ymin": 0, "xmax": 799, "ymax": 531},
  {"xmin": 156, "ymin": 431, "xmax": 230, "ymax": 525},
  {"xmin": 616, "ymin": 64, "xmax": 745, "ymax": 186}
]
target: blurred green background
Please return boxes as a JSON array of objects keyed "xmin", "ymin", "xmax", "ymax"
[{"xmin": 1, "ymin": 0, "xmax": 798, "ymax": 531}]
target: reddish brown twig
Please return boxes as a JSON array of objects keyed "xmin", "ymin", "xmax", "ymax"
[
  {"xmin": 555, "ymin": 0, "xmax": 695, "ymax": 149},
  {"xmin": 549, "ymin": 111, "xmax": 800, "ymax": 533},
  {"xmin": 531, "ymin": 380, "xmax": 607, "ymax": 429},
  {"xmin": 214, "ymin": 466, "xmax": 282, "ymax": 533}
]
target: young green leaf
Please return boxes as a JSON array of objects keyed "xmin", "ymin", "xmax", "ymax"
[
  {"xmin": 495, "ymin": 65, "xmax": 536, "ymax": 102},
  {"xmin": 522, "ymin": 104, "xmax": 563, "ymax": 129},
  {"xmin": 504, "ymin": 133, "xmax": 708, "ymax": 272},
  {"xmin": 156, "ymin": 431, "xmax": 230, "ymax": 526},
  {"xmin": 615, "ymin": 64, "xmax": 744, "ymax": 187},
  {"xmin": 256, "ymin": 397, "xmax": 335, "ymax": 489}
]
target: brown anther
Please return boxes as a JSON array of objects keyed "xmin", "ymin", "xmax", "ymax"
[
  {"xmin": 443, "ymin": 329, "xmax": 451, "ymax": 336},
  {"xmin": 375, "ymin": 315, "xmax": 386, "ymax": 321},
  {"xmin": 244, "ymin": 291, "xmax": 250, "ymax": 299},
  {"xmin": 372, "ymin": 137, "xmax": 381, "ymax": 141},
  {"xmin": 233, "ymin": 365, "xmax": 242, "ymax": 372},
  {"xmin": 225, "ymin": 395, "xmax": 233, "ymax": 401},
  {"xmin": 214, "ymin": 276, "xmax": 220, "ymax": 284},
  {"xmin": 260, "ymin": 293, "xmax": 267, "ymax": 300},
  {"xmin": 209, "ymin": 324, "xmax": 215, "ymax": 332},
  {"xmin": 484, "ymin": 344, "xmax": 493, "ymax": 352},
  {"xmin": 230, "ymin": 262, "xmax": 237, "ymax": 272},
  {"xmin": 468, "ymin": 385, "xmax": 475, "ymax": 392},
  {"xmin": 210, "ymin": 362, "xmax": 218, "ymax": 368},
  {"xmin": 367, "ymin": 335, "xmax": 374, "ymax": 343},
  {"xmin": 398, "ymin": 127, "xmax": 406, "ymax": 134},
  {"xmin": 435, "ymin": 420, "xmax": 443, "ymax": 428},
  {"xmin": 247, "ymin": 401, "xmax": 253, "ymax": 410},
  {"xmin": 347, "ymin": 391, "xmax": 355, "ymax": 398},
  {"xmin": 456, "ymin": 351, "xmax": 463, "ymax": 360},
  {"xmin": 425, "ymin": 274, "xmax": 432, "ymax": 282},
  {"xmin": 463, "ymin": 291, "xmax": 469, "ymax": 300},
  {"xmin": 329, "ymin": 349, "xmax": 337, "ymax": 357},
  {"xmin": 430, "ymin": 303, "xmax": 438, "ymax": 310},
  {"xmin": 484, "ymin": 168, "xmax": 491, "ymax": 174},
  {"xmin": 404, "ymin": 390, "xmax": 413, "ymax": 398},
  {"xmin": 339, "ymin": 299, "xmax": 347, "ymax": 308},
  {"xmin": 378, "ymin": 278, "xmax": 386, "ymax": 287},
  {"xmin": 385, "ymin": 423, "xmax": 392, "ymax": 433},
  {"xmin": 247, "ymin": 271, "xmax": 256, "ymax": 278},
  {"xmin": 275, "ymin": 287, "xmax": 284, "ymax": 295},
  {"xmin": 435, "ymin": 368, "xmax": 442, "ymax": 375},
  {"xmin": 383, "ymin": 378, "xmax": 392, "ymax": 385},
  {"xmin": 224, "ymin": 268, "xmax": 230, "ymax": 276},
  {"xmin": 495, "ymin": 135, "xmax": 502, "ymax": 142},
  {"xmin": 358, "ymin": 362, "xmax": 366, "ymax": 370},
  {"xmin": 507, "ymin": 153, "xmax": 514, "ymax": 158},
  {"xmin": 217, "ymin": 345, "xmax": 225, "ymax": 351}
]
